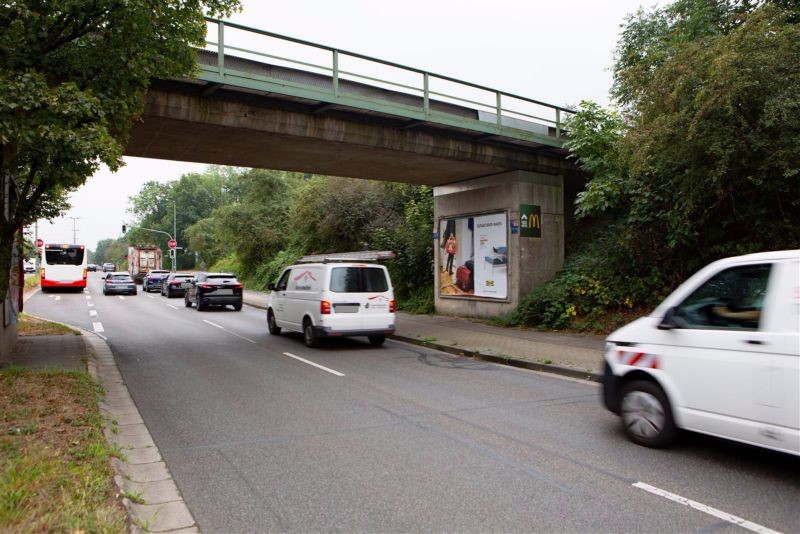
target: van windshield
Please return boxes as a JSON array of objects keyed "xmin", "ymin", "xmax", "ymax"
[{"xmin": 330, "ymin": 267, "xmax": 388, "ymax": 293}]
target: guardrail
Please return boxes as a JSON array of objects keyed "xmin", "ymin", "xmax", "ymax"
[{"xmin": 198, "ymin": 18, "xmax": 573, "ymax": 147}]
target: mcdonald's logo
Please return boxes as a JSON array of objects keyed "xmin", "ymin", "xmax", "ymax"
[{"xmin": 520, "ymin": 204, "xmax": 542, "ymax": 238}]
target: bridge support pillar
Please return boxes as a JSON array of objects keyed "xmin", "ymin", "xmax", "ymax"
[{"xmin": 433, "ymin": 170, "xmax": 564, "ymax": 318}]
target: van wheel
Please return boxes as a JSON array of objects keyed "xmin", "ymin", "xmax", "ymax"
[
  {"xmin": 368, "ymin": 335, "xmax": 385, "ymax": 347},
  {"xmin": 267, "ymin": 310, "xmax": 281, "ymax": 335},
  {"xmin": 303, "ymin": 318, "xmax": 319, "ymax": 348},
  {"xmin": 620, "ymin": 380, "xmax": 676, "ymax": 448}
]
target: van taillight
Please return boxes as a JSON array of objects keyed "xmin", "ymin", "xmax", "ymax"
[
  {"xmin": 389, "ymin": 300, "xmax": 396, "ymax": 313},
  {"xmin": 320, "ymin": 300, "xmax": 331, "ymax": 314}
]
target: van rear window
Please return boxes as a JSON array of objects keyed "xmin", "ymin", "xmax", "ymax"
[{"xmin": 330, "ymin": 267, "xmax": 388, "ymax": 293}]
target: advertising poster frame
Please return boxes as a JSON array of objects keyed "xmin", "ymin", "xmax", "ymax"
[{"xmin": 438, "ymin": 210, "xmax": 509, "ymax": 300}]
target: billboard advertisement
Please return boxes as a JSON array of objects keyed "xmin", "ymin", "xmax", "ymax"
[{"xmin": 439, "ymin": 212, "xmax": 508, "ymax": 299}]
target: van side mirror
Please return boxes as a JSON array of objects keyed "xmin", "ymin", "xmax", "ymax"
[
  {"xmin": 658, "ymin": 306, "xmax": 689, "ymax": 330},
  {"xmin": 268, "ymin": 283, "xmax": 276, "ymax": 291}
]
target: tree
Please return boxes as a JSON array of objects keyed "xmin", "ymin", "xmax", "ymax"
[{"xmin": 0, "ymin": 0, "xmax": 240, "ymax": 301}]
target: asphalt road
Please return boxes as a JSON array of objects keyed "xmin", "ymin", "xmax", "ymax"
[{"xmin": 26, "ymin": 273, "xmax": 800, "ymax": 533}]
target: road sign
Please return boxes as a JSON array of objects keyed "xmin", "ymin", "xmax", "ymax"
[
  {"xmin": 36, "ymin": 238, "xmax": 43, "ymax": 247},
  {"xmin": 168, "ymin": 239, "xmax": 177, "ymax": 249}
]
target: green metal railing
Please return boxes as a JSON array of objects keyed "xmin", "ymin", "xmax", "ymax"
[{"xmin": 199, "ymin": 18, "xmax": 573, "ymax": 147}]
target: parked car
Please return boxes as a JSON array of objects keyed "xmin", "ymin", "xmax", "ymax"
[
  {"xmin": 102, "ymin": 262, "xmax": 115, "ymax": 272},
  {"xmin": 23, "ymin": 261, "xmax": 36, "ymax": 273},
  {"xmin": 161, "ymin": 273, "xmax": 195, "ymax": 298},
  {"xmin": 102, "ymin": 272, "xmax": 137, "ymax": 296},
  {"xmin": 184, "ymin": 272, "xmax": 243, "ymax": 311},
  {"xmin": 87, "ymin": 263, "xmax": 97, "ymax": 272},
  {"xmin": 267, "ymin": 255, "xmax": 396, "ymax": 347},
  {"xmin": 142, "ymin": 269, "xmax": 171, "ymax": 292},
  {"xmin": 602, "ymin": 249, "xmax": 799, "ymax": 456}
]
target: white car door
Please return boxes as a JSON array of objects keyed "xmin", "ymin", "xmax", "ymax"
[
  {"xmin": 659, "ymin": 261, "xmax": 798, "ymax": 452},
  {"xmin": 272, "ymin": 269, "xmax": 292, "ymax": 329}
]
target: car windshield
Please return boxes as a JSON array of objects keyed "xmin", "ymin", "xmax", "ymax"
[{"xmin": 330, "ymin": 267, "xmax": 388, "ymax": 293}]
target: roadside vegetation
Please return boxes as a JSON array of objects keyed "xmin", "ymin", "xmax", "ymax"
[
  {"xmin": 16, "ymin": 313, "xmax": 79, "ymax": 337},
  {"xmin": 0, "ymin": 366, "xmax": 127, "ymax": 531},
  {"xmin": 22, "ymin": 275, "xmax": 39, "ymax": 293},
  {"xmin": 122, "ymin": 171, "xmax": 435, "ymax": 313}
]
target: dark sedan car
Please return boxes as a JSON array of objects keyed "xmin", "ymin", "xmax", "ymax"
[
  {"xmin": 103, "ymin": 272, "xmax": 137, "ymax": 296},
  {"xmin": 142, "ymin": 269, "xmax": 171, "ymax": 292},
  {"xmin": 161, "ymin": 273, "xmax": 194, "ymax": 298},
  {"xmin": 87, "ymin": 263, "xmax": 97, "ymax": 272},
  {"xmin": 184, "ymin": 272, "xmax": 243, "ymax": 311}
]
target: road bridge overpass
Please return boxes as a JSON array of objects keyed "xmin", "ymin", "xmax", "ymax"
[{"xmin": 126, "ymin": 19, "xmax": 584, "ymax": 317}]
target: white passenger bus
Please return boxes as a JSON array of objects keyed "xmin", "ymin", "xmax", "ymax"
[{"xmin": 40, "ymin": 243, "xmax": 88, "ymax": 292}]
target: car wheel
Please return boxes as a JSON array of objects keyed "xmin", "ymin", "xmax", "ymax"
[
  {"xmin": 133, "ymin": 290, "xmax": 137, "ymax": 295},
  {"xmin": 267, "ymin": 310, "xmax": 281, "ymax": 335},
  {"xmin": 184, "ymin": 295, "xmax": 192, "ymax": 308},
  {"xmin": 303, "ymin": 318, "xmax": 319, "ymax": 348},
  {"xmin": 196, "ymin": 299, "xmax": 205, "ymax": 311},
  {"xmin": 620, "ymin": 380, "xmax": 676, "ymax": 448},
  {"xmin": 368, "ymin": 335, "xmax": 386, "ymax": 347},
  {"xmin": 166, "ymin": 288, "xmax": 172, "ymax": 298},
  {"xmin": 233, "ymin": 303, "xmax": 242, "ymax": 311}
]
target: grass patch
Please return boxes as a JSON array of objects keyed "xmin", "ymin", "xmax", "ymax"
[
  {"xmin": 16, "ymin": 314, "xmax": 79, "ymax": 337},
  {"xmin": 23, "ymin": 275, "xmax": 40, "ymax": 292},
  {"xmin": 0, "ymin": 367, "xmax": 126, "ymax": 532}
]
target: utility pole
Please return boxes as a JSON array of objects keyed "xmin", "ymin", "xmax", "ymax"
[
  {"xmin": 68, "ymin": 217, "xmax": 80, "ymax": 243},
  {"xmin": 173, "ymin": 202, "xmax": 177, "ymax": 272}
]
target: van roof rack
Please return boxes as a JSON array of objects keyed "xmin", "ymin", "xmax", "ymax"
[{"xmin": 297, "ymin": 250, "xmax": 396, "ymax": 264}]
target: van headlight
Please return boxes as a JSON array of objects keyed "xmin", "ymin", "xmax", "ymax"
[{"xmin": 604, "ymin": 342, "xmax": 615, "ymax": 355}]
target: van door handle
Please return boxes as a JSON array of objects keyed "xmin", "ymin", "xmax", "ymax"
[{"xmin": 745, "ymin": 339, "xmax": 765, "ymax": 345}]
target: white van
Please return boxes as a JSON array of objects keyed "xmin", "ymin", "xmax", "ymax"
[
  {"xmin": 267, "ymin": 253, "xmax": 396, "ymax": 347},
  {"xmin": 602, "ymin": 250, "xmax": 799, "ymax": 456}
]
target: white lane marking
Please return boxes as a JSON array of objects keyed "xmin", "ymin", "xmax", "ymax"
[
  {"xmin": 89, "ymin": 310, "xmax": 97, "ymax": 318},
  {"xmin": 87, "ymin": 302, "xmax": 95, "ymax": 307},
  {"xmin": 92, "ymin": 322, "xmax": 105, "ymax": 333},
  {"xmin": 95, "ymin": 332, "xmax": 108, "ymax": 340},
  {"xmin": 48, "ymin": 295, "xmax": 54, "ymax": 299},
  {"xmin": 148, "ymin": 295, "xmax": 154, "ymax": 299},
  {"xmin": 201, "ymin": 319, "xmax": 255, "ymax": 343},
  {"xmin": 85, "ymin": 295, "xmax": 92, "ymax": 300},
  {"xmin": 167, "ymin": 304, "xmax": 178, "ymax": 310},
  {"xmin": 282, "ymin": 352, "xmax": 345, "ymax": 377},
  {"xmin": 118, "ymin": 296, "xmax": 126, "ymax": 300},
  {"xmin": 54, "ymin": 296, "xmax": 61, "ymax": 301},
  {"xmin": 226, "ymin": 330, "xmax": 257, "ymax": 344},
  {"xmin": 633, "ymin": 482, "xmax": 781, "ymax": 534}
]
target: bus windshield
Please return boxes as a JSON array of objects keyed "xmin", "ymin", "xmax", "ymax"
[{"xmin": 45, "ymin": 246, "xmax": 85, "ymax": 266}]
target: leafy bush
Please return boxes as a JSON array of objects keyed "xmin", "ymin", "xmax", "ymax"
[
  {"xmin": 397, "ymin": 285, "xmax": 434, "ymax": 315},
  {"xmin": 210, "ymin": 254, "xmax": 241, "ymax": 276}
]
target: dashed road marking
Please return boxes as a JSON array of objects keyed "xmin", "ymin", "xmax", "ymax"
[
  {"xmin": 89, "ymin": 310, "xmax": 98, "ymax": 318},
  {"xmin": 201, "ymin": 319, "xmax": 256, "ymax": 343},
  {"xmin": 92, "ymin": 322, "xmax": 104, "ymax": 333},
  {"xmin": 118, "ymin": 296, "xmax": 126, "ymax": 300},
  {"xmin": 54, "ymin": 296, "xmax": 61, "ymax": 301},
  {"xmin": 87, "ymin": 302, "xmax": 95, "ymax": 307},
  {"xmin": 633, "ymin": 482, "xmax": 781, "ymax": 534},
  {"xmin": 147, "ymin": 295, "xmax": 154, "ymax": 299},
  {"xmin": 167, "ymin": 304, "xmax": 178, "ymax": 310},
  {"xmin": 282, "ymin": 352, "xmax": 345, "ymax": 377},
  {"xmin": 85, "ymin": 295, "xmax": 92, "ymax": 300}
]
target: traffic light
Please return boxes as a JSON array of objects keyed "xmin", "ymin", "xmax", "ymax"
[{"xmin": 121, "ymin": 224, "xmax": 126, "ymax": 233}]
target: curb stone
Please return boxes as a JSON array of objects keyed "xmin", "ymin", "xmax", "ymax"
[
  {"xmin": 82, "ymin": 331, "xmax": 199, "ymax": 533},
  {"xmin": 389, "ymin": 334, "xmax": 602, "ymax": 383}
]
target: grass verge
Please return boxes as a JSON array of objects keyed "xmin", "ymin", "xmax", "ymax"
[
  {"xmin": 0, "ymin": 367, "xmax": 127, "ymax": 532},
  {"xmin": 22, "ymin": 275, "xmax": 40, "ymax": 292},
  {"xmin": 16, "ymin": 313, "xmax": 80, "ymax": 337}
]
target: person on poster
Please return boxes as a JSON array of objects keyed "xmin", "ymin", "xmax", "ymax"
[{"xmin": 445, "ymin": 234, "xmax": 457, "ymax": 275}]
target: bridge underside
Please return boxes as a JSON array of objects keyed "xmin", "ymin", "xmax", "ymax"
[{"xmin": 126, "ymin": 80, "xmax": 577, "ymax": 186}]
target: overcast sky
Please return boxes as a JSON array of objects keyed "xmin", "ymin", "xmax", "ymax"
[{"xmin": 33, "ymin": 0, "xmax": 652, "ymax": 252}]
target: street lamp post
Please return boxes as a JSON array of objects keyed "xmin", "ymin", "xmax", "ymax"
[{"xmin": 68, "ymin": 216, "xmax": 80, "ymax": 243}]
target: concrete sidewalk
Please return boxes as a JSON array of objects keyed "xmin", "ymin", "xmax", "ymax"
[{"xmin": 242, "ymin": 289, "xmax": 605, "ymax": 380}]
